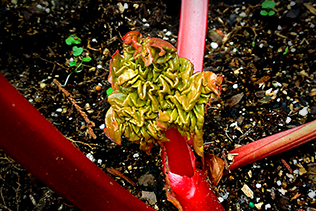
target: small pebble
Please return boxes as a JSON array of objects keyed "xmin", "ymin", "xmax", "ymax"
[
  {"xmin": 211, "ymin": 42, "xmax": 219, "ymax": 49},
  {"xmin": 218, "ymin": 197, "xmax": 224, "ymax": 203},
  {"xmin": 86, "ymin": 153, "xmax": 96, "ymax": 162},
  {"xmin": 286, "ymin": 117, "xmax": 291, "ymax": 124},
  {"xmin": 133, "ymin": 153, "xmax": 139, "ymax": 158},
  {"xmin": 308, "ymin": 191, "xmax": 316, "ymax": 199},
  {"xmin": 278, "ymin": 188, "xmax": 286, "ymax": 195},
  {"xmin": 299, "ymin": 107, "xmax": 308, "ymax": 116},
  {"xmin": 144, "ymin": 23, "xmax": 150, "ymax": 27},
  {"xmin": 276, "ymin": 180, "xmax": 282, "ymax": 186},
  {"xmin": 233, "ymin": 84, "xmax": 238, "ymax": 89},
  {"xmin": 97, "ymin": 159, "xmax": 102, "ymax": 165},
  {"xmin": 256, "ymin": 183, "xmax": 262, "ymax": 189},
  {"xmin": 99, "ymin": 124, "xmax": 105, "ymax": 130},
  {"xmin": 56, "ymin": 108, "xmax": 63, "ymax": 112},
  {"xmin": 165, "ymin": 31, "xmax": 172, "ymax": 36},
  {"xmin": 265, "ymin": 203, "xmax": 272, "ymax": 209}
]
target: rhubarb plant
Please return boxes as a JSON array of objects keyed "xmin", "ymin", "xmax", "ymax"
[{"xmin": 104, "ymin": 31, "xmax": 224, "ymax": 210}]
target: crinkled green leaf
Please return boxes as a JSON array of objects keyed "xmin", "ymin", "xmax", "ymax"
[{"xmin": 105, "ymin": 31, "xmax": 222, "ymax": 156}]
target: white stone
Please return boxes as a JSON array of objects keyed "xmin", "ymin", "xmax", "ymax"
[
  {"xmin": 97, "ymin": 159, "xmax": 102, "ymax": 165},
  {"xmin": 133, "ymin": 153, "xmax": 139, "ymax": 158},
  {"xmin": 278, "ymin": 188, "xmax": 286, "ymax": 195},
  {"xmin": 256, "ymin": 183, "xmax": 262, "ymax": 189},
  {"xmin": 286, "ymin": 117, "xmax": 291, "ymax": 124},
  {"xmin": 99, "ymin": 124, "xmax": 105, "ymax": 130},
  {"xmin": 165, "ymin": 31, "xmax": 172, "ymax": 36},
  {"xmin": 308, "ymin": 191, "xmax": 316, "ymax": 199},
  {"xmin": 232, "ymin": 84, "xmax": 238, "ymax": 89},
  {"xmin": 123, "ymin": 3, "xmax": 128, "ymax": 9},
  {"xmin": 211, "ymin": 42, "xmax": 219, "ymax": 49},
  {"xmin": 276, "ymin": 180, "xmax": 282, "ymax": 186},
  {"xmin": 299, "ymin": 107, "xmax": 308, "ymax": 116},
  {"xmin": 218, "ymin": 197, "xmax": 224, "ymax": 203},
  {"xmin": 265, "ymin": 204, "xmax": 272, "ymax": 209},
  {"xmin": 56, "ymin": 108, "xmax": 63, "ymax": 112},
  {"xmin": 86, "ymin": 153, "xmax": 96, "ymax": 162}
]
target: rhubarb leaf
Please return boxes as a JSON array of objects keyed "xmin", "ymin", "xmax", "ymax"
[{"xmin": 104, "ymin": 31, "xmax": 222, "ymax": 155}]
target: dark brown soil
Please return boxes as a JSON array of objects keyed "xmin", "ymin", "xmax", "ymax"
[{"xmin": 1, "ymin": 0, "xmax": 316, "ymax": 210}]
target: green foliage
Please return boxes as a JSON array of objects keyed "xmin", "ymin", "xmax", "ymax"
[
  {"xmin": 262, "ymin": 0, "xmax": 275, "ymax": 9},
  {"xmin": 65, "ymin": 34, "xmax": 81, "ymax": 45},
  {"xmin": 106, "ymin": 87, "xmax": 113, "ymax": 96},
  {"xmin": 72, "ymin": 46, "xmax": 84, "ymax": 56},
  {"xmin": 260, "ymin": 0, "xmax": 276, "ymax": 16},
  {"xmin": 64, "ymin": 35, "xmax": 92, "ymax": 85},
  {"xmin": 82, "ymin": 57, "xmax": 92, "ymax": 62},
  {"xmin": 104, "ymin": 31, "xmax": 223, "ymax": 156},
  {"xmin": 283, "ymin": 46, "xmax": 289, "ymax": 55}
]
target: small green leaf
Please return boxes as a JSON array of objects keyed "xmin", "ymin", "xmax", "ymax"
[
  {"xmin": 268, "ymin": 10, "xmax": 275, "ymax": 16},
  {"xmin": 106, "ymin": 87, "xmax": 113, "ymax": 96},
  {"xmin": 65, "ymin": 35, "xmax": 81, "ymax": 45},
  {"xmin": 283, "ymin": 46, "xmax": 289, "ymax": 55},
  {"xmin": 262, "ymin": 1, "xmax": 275, "ymax": 9},
  {"xmin": 252, "ymin": 42, "xmax": 255, "ymax": 47},
  {"xmin": 72, "ymin": 46, "xmax": 83, "ymax": 56},
  {"xmin": 69, "ymin": 60, "xmax": 77, "ymax": 67},
  {"xmin": 82, "ymin": 57, "xmax": 92, "ymax": 62},
  {"xmin": 260, "ymin": 10, "xmax": 268, "ymax": 16}
]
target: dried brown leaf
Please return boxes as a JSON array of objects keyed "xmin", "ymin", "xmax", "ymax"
[
  {"xmin": 226, "ymin": 93, "xmax": 244, "ymax": 107},
  {"xmin": 205, "ymin": 152, "xmax": 225, "ymax": 186}
]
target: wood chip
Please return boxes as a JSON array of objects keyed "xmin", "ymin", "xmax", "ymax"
[
  {"xmin": 241, "ymin": 184, "xmax": 254, "ymax": 199},
  {"xmin": 304, "ymin": 2, "xmax": 316, "ymax": 15}
]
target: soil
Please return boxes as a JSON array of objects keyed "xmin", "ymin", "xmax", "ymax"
[{"xmin": 1, "ymin": 0, "xmax": 316, "ymax": 210}]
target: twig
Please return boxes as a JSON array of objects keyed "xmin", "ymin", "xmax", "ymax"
[
  {"xmin": 53, "ymin": 79, "xmax": 97, "ymax": 139},
  {"xmin": 106, "ymin": 167, "xmax": 136, "ymax": 187},
  {"xmin": 66, "ymin": 137, "xmax": 99, "ymax": 150}
]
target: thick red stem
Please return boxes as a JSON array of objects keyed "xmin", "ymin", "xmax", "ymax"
[
  {"xmin": 177, "ymin": 0, "xmax": 208, "ymax": 73},
  {"xmin": 229, "ymin": 120, "xmax": 316, "ymax": 171},
  {"xmin": 163, "ymin": 128, "xmax": 194, "ymax": 177},
  {"xmin": 0, "ymin": 74, "xmax": 154, "ymax": 211}
]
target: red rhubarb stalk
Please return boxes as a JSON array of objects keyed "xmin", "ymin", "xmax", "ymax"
[
  {"xmin": 228, "ymin": 120, "xmax": 316, "ymax": 171},
  {"xmin": 104, "ymin": 30, "xmax": 224, "ymax": 210},
  {"xmin": 177, "ymin": 0, "xmax": 209, "ymax": 73},
  {"xmin": 162, "ymin": 128, "xmax": 225, "ymax": 211},
  {"xmin": 0, "ymin": 74, "xmax": 154, "ymax": 211},
  {"xmin": 163, "ymin": 128, "xmax": 194, "ymax": 177}
]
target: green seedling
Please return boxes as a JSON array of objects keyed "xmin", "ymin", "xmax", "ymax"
[
  {"xmin": 260, "ymin": 0, "xmax": 276, "ymax": 16},
  {"xmin": 106, "ymin": 87, "xmax": 113, "ymax": 96},
  {"xmin": 64, "ymin": 35, "xmax": 92, "ymax": 85},
  {"xmin": 252, "ymin": 41, "xmax": 255, "ymax": 47},
  {"xmin": 283, "ymin": 46, "xmax": 289, "ymax": 55}
]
